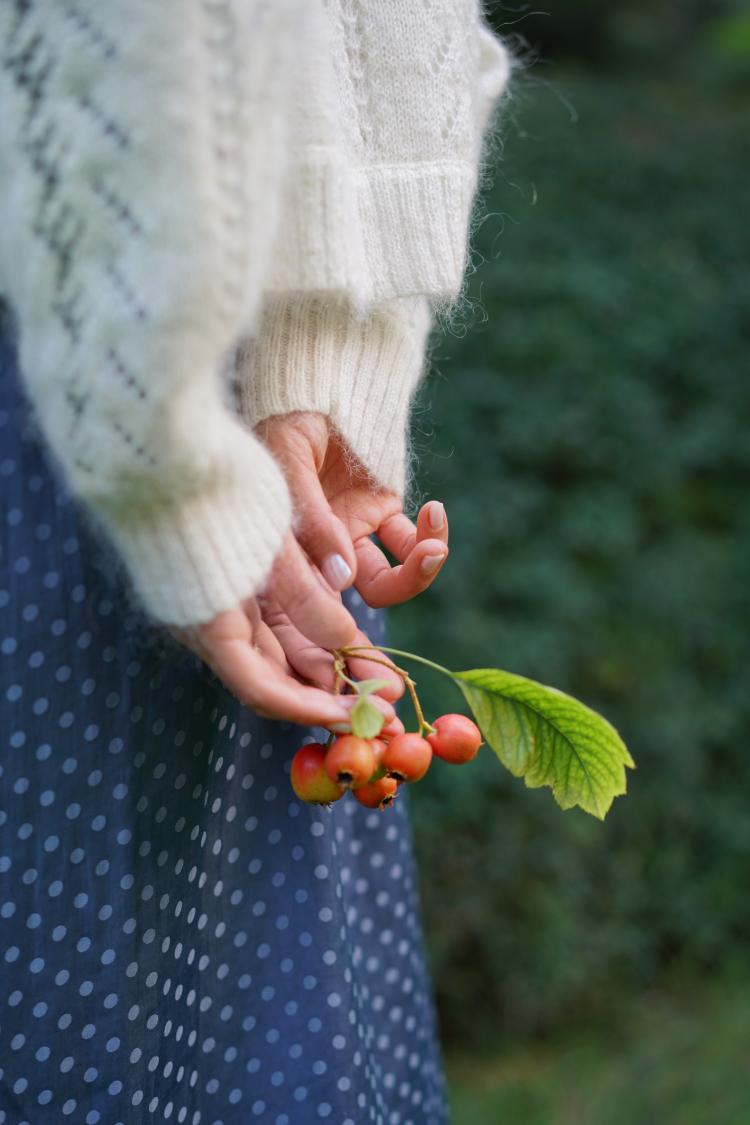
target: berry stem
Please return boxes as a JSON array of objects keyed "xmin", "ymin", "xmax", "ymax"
[
  {"xmin": 404, "ymin": 674, "xmax": 435, "ymax": 737},
  {"xmin": 340, "ymin": 645, "xmax": 453, "ymax": 682},
  {"xmin": 339, "ymin": 645, "xmax": 443, "ymax": 736},
  {"xmin": 333, "ymin": 656, "xmax": 359, "ymax": 694}
]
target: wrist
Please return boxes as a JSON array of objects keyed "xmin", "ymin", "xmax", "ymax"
[{"xmin": 238, "ymin": 294, "xmax": 432, "ymax": 499}]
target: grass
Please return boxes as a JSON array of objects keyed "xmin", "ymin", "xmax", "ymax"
[{"xmin": 446, "ymin": 972, "xmax": 750, "ymax": 1125}]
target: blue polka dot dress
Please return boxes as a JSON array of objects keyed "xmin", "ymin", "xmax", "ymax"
[{"xmin": 0, "ymin": 304, "xmax": 448, "ymax": 1125}]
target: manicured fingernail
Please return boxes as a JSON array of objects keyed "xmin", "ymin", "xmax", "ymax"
[
  {"xmin": 427, "ymin": 501, "xmax": 445, "ymax": 532},
  {"xmin": 420, "ymin": 552, "xmax": 447, "ymax": 577},
  {"xmin": 323, "ymin": 553, "xmax": 353, "ymax": 591}
]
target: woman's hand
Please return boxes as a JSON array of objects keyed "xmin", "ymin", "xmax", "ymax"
[
  {"xmin": 256, "ymin": 412, "xmax": 449, "ymax": 608},
  {"xmin": 255, "ymin": 533, "xmax": 405, "ymax": 704},
  {"xmin": 169, "ymin": 525, "xmax": 404, "ymax": 727},
  {"xmin": 170, "ymin": 596, "xmax": 400, "ymax": 730},
  {"xmin": 171, "ymin": 406, "xmax": 447, "ymax": 726},
  {"xmin": 252, "ymin": 409, "xmax": 447, "ymax": 712}
]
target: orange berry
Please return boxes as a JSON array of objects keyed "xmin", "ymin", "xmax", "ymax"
[
  {"xmin": 324, "ymin": 735, "xmax": 376, "ymax": 789},
  {"xmin": 382, "ymin": 733, "xmax": 432, "ymax": 783},
  {"xmin": 367, "ymin": 738, "xmax": 388, "ymax": 782},
  {"xmin": 427, "ymin": 714, "xmax": 482, "ymax": 764},
  {"xmin": 353, "ymin": 776, "xmax": 399, "ymax": 810},
  {"xmin": 291, "ymin": 744, "xmax": 345, "ymax": 804}
]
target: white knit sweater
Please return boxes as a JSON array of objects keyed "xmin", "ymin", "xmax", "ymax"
[{"xmin": 0, "ymin": 1, "xmax": 511, "ymax": 625}]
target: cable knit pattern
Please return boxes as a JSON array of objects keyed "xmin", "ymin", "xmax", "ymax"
[
  {"xmin": 0, "ymin": 1, "xmax": 299, "ymax": 624},
  {"xmin": 260, "ymin": 0, "xmax": 512, "ymax": 308},
  {"xmin": 239, "ymin": 1, "xmax": 512, "ymax": 501},
  {"xmin": 0, "ymin": 0, "xmax": 512, "ymax": 623}
]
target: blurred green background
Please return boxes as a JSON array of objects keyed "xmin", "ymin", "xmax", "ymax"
[{"xmin": 394, "ymin": 2, "xmax": 750, "ymax": 1121}]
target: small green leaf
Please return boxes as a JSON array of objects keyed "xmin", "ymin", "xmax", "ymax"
[
  {"xmin": 350, "ymin": 696, "xmax": 385, "ymax": 739},
  {"xmin": 452, "ymin": 668, "xmax": 635, "ymax": 820},
  {"xmin": 353, "ymin": 678, "xmax": 392, "ymax": 697}
]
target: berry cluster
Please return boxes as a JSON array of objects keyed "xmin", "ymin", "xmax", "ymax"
[
  {"xmin": 285, "ymin": 641, "xmax": 635, "ymax": 823},
  {"xmin": 291, "ymin": 713, "xmax": 482, "ymax": 810}
]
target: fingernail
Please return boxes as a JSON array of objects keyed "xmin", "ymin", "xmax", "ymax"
[
  {"xmin": 322, "ymin": 553, "xmax": 353, "ymax": 592},
  {"xmin": 328, "ymin": 720, "xmax": 352, "ymax": 733},
  {"xmin": 427, "ymin": 501, "xmax": 445, "ymax": 532},
  {"xmin": 420, "ymin": 552, "xmax": 446, "ymax": 577}
]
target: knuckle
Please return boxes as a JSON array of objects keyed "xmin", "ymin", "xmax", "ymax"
[{"xmin": 297, "ymin": 508, "xmax": 335, "ymax": 551}]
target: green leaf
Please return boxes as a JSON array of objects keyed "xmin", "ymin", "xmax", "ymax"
[
  {"xmin": 349, "ymin": 695, "xmax": 385, "ymax": 739},
  {"xmin": 452, "ymin": 668, "xmax": 635, "ymax": 820},
  {"xmin": 353, "ymin": 678, "xmax": 392, "ymax": 697}
]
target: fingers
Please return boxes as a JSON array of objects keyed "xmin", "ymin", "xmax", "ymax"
[
  {"xmin": 376, "ymin": 500, "xmax": 448, "ymax": 562},
  {"xmin": 353, "ymin": 498, "xmax": 449, "ymax": 606},
  {"xmin": 264, "ymin": 617, "xmax": 404, "ymax": 705},
  {"xmin": 173, "ymin": 605, "xmax": 400, "ymax": 730},
  {"xmin": 416, "ymin": 500, "xmax": 449, "ymax": 548},
  {"xmin": 259, "ymin": 533, "xmax": 357, "ymax": 651},
  {"xmin": 199, "ymin": 628, "xmax": 396, "ymax": 728},
  {"xmin": 251, "ymin": 618, "xmax": 291, "ymax": 672},
  {"xmin": 206, "ymin": 638, "xmax": 352, "ymax": 725},
  {"xmin": 234, "ymin": 598, "xmax": 291, "ymax": 670},
  {"xmin": 354, "ymin": 535, "xmax": 449, "ymax": 608},
  {"xmin": 376, "ymin": 511, "xmax": 418, "ymax": 561},
  {"xmin": 295, "ymin": 468, "xmax": 357, "ymax": 593},
  {"xmin": 381, "ymin": 713, "xmax": 406, "ymax": 739},
  {"xmin": 265, "ymin": 615, "xmax": 338, "ymax": 690},
  {"xmin": 260, "ymin": 416, "xmax": 357, "ymax": 592},
  {"xmin": 247, "ymin": 659, "xmax": 396, "ymax": 729}
]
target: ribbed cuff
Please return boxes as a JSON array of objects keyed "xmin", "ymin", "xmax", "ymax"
[
  {"xmin": 261, "ymin": 162, "xmax": 478, "ymax": 309},
  {"xmin": 96, "ymin": 436, "xmax": 292, "ymax": 626},
  {"xmin": 238, "ymin": 294, "xmax": 432, "ymax": 498}
]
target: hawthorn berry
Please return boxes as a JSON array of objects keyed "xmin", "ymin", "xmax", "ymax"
[
  {"xmin": 368, "ymin": 738, "xmax": 388, "ymax": 782},
  {"xmin": 382, "ymin": 733, "xmax": 432, "ymax": 783},
  {"xmin": 427, "ymin": 714, "xmax": 482, "ymax": 764},
  {"xmin": 291, "ymin": 744, "xmax": 344, "ymax": 805},
  {"xmin": 324, "ymin": 735, "xmax": 376, "ymax": 789},
  {"xmin": 353, "ymin": 775, "xmax": 399, "ymax": 810}
]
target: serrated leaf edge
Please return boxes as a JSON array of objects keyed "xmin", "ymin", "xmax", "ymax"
[{"xmin": 453, "ymin": 669, "xmax": 634, "ymax": 820}]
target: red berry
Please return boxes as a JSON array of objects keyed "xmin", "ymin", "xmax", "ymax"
[
  {"xmin": 291, "ymin": 744, "xmax": 345, "ymax": 805},
  {"xmin": 367, "ymin": 738, "xmax": 388, "ymax": 782},
  {"xmin": 324, "ymin": 735, "xmax": 376, "ymax": 789},
  {"xmin": 427, "ymin": 714, "xmax": 482, "ymax": 764},
  {"xmin": 353, "ymin": 776, "xmax": 399, "ymax": 810},
  {"xmin": 382, "ymin": 733, "xmax": 432, "ymax": 783}
]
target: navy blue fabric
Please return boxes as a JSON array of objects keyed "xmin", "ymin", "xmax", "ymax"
[{"xmin": 0, "ymin": 304, "xmax": 448, "ymax": 1125}]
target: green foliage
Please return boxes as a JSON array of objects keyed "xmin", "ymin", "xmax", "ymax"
[
  {"xmin": 398, "ymin": 65, "xmax": 750, "ymax": 1049},
  {"xmin": 349, "ymin": 694, "xmax": 385, "ymax": 739},
  {"xmin": 486, "ymin": 0, "xmax": 748, "ymax": 73},
  {"xmin": 448, "ymin": 971, "xmax": 750, "ymax": 1125},
  {"xmin": 351, "ymin": 678, "xmax": 392, "ymax": 696},
  {"xmin": 454, "ymin": 668, "xmax": 633, "ymax": 819}
]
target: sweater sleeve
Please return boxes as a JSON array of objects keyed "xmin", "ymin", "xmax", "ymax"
[
  {"xmin": 236, "ymin": 4, "xmax": 512, "ymax": 501},
  {"xmin": 0, "ymin": 2, "xmax": 303, "ymax": 626},
  {"xmin": 237, "ymin": 294, "xmax": 432, "ymax": 498}
]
